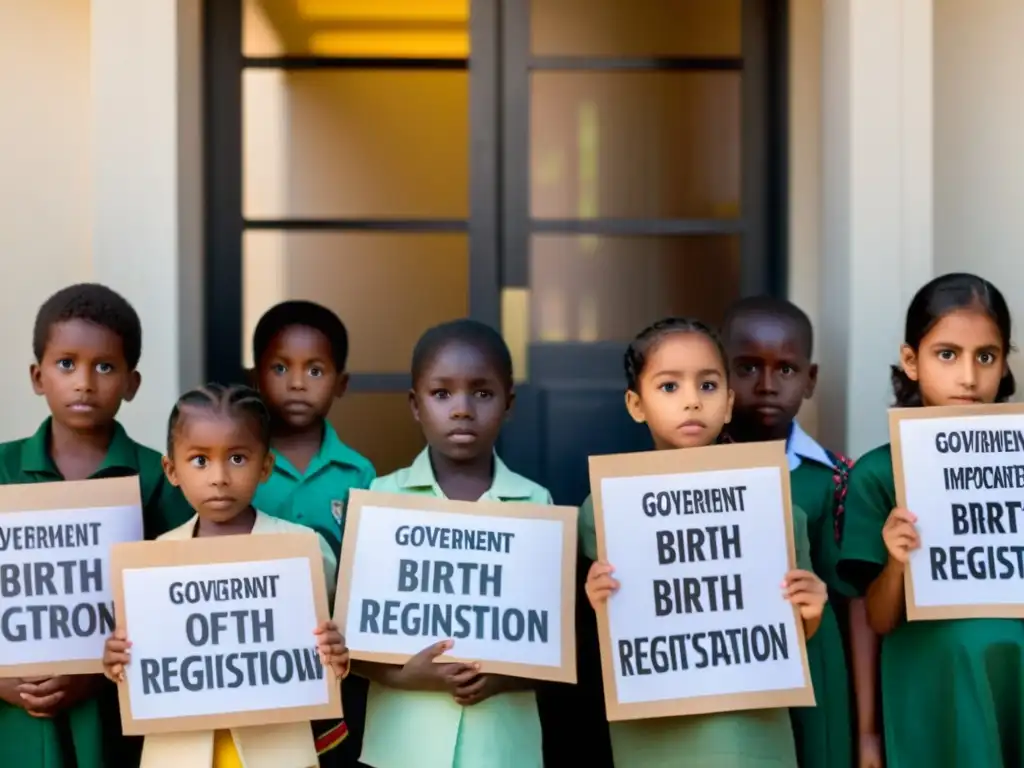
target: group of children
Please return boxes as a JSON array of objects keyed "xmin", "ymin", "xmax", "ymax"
[{"xmin": 0, "ymin": 271, "xmax": 1020, "ymax": 768}]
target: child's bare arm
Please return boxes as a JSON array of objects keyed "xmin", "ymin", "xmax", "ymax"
[
  {"xmin": 849, "ymin": 598, "xmax": 882, "ymax": 767},
  {"xmin": 865, "ymin": 507, "xmax": 919, "ymax": 634}
]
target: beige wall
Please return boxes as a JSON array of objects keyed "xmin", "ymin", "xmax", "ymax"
[
  {"xmin": 934, "ymin": 0, "xmax": 1024, "ymax": 384},
  {"xmin": 0, "ymin": 0, "xmax": 202, "ymax": 452},
  {"xmin": 8, "ymin": 0, "xmax": 1018, "ymax": 462},
  {"xmin": 0, "ymin": 0, "xmax": 93, "ymax": 438}
]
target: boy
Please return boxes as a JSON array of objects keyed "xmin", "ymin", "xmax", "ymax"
[
  {"xmin": 0, "ymin": 283, "xmax": 194, "ymax": 768},
  {"xmin": 721, "ymin": 296, "xmax": 879, "ymax": 768},
  {"xmin": 251, "ymin": 300, "xmax": 374, "ymax": 766}
]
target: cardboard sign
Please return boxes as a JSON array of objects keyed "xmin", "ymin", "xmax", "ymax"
[
  {"xmin": 335, "ymin": 490, "xmax": 578, "ymax": 683},
  {"xmin": 589, "ymin": 442, "xmax": 814, "ymax": 722},
  {"xmin": 890, "ymin": 403, "xmax": 1024, "ymax": 621},
  {"xmin": 0, "ymin": 476, "xmax": 143, "ymax": 676},
  {"xmin": 111, "ymin": 533, "xmax": 341, "ymax": 735}
]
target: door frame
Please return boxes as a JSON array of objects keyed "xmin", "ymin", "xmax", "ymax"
[
  {"xmin": 202, "ymin": 0, "xmax": 789, "ymax": 388},
  {"xmin": 202, "ymin": 0, "xmax": 501, "ymax": 390}
]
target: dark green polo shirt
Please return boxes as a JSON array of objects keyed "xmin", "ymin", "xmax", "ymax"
[
  {"xmin": 0, "ymin": 418, "xmax": 193, "ymax": 540},
  {"xmin": 253, "ymin": 421, "xmax": 375, "ymax": 558},
  {"xmin": 0, "ymin": 419, "xmax": 193, "ymax": 768}
]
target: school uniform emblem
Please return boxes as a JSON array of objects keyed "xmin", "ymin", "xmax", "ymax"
[{"xmin": 331, "ymin": 500, "xmax": 344, "ymax": 525}]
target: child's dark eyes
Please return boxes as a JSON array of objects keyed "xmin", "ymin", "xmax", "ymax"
[
  {"xmin": 977, "ymin": 351, "xmax": 997, "ymax": 366},
  {"xmin": 308, "ymin": 366, "xmax": 324, "ymax": 378},
  {"xmin": 779, "ymin": 365, "xmax": 795, "ymax": 376},
  {"xmin": 658, "ymin": 382, "xmax": 678, "ymax": 393},
  {"xmin": 937, "ymin": 349, "xmax": 957, "ymax": 362},
  {"xmin": 474, "ymin": 390, "xmax": 494, "ymax": 399},
  {"xmin": 736, "ymin": 364, "xmax": 757, "ymax": 377},
  {"xmin": 189, "ymin": 455, "xmax": 208, "ymax": 468},
  {"xmin": 230, "ymin": 454, "xmax": 247, "ymax": 466},
  {"xmin": 431, "ymin": 389, "xmax": 450, "ymax": 399},
  {"xmin": 700, "ymin": 380, "xmax": 718, "ymax": 392},
  {"xmin": 271, "ymin": 363, "xmax": 287, "ymax": 375},
  {"xmin": 57, "ymin": 360, "xmax": 115, "ymax": 374}
]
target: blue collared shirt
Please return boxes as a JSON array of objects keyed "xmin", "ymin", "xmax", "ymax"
[{"xmin": 786, "ymin": 421, "xmax": 834, "ymax": 471}]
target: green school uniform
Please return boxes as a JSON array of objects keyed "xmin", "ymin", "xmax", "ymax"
[
  {"xmin": 254, "ymin": 421, "xmax": 375, "ymax": 558},
  {"xmin": 837, "ymin": 444, "xmax": 1024, "ymax": 768},
  {"xmin": 0, "ymin": 418, "xmax": 194, "ymax": 768},
  {"xmin": 785, "ymin": 423, "xmax": 853, "ymax": 768},
  {"xmin": 359, "ymin": 448, "xmax": 549, "ymax": 768},
  {"xmin": 578, "ymin": 495, "xmax": 805, "ymax": 768}
]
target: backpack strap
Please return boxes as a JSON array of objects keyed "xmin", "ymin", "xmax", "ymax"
[{"xmin": 825, "ymin": 449, "xmax": 854, "ymax": 544}]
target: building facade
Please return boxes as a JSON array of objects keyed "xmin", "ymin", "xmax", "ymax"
[{"xmin": 1, "ymin": 0, "xmax": 1020, "ymax": 503}]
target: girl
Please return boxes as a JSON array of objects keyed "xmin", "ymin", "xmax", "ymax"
[
  {"xmin": 581, "ymin": 317, "xmax": 828, "ymax": 768},
  {"xmin": 354, "ymin": 319, "xmax": 551, "ymax": 768},
  {"xmin": 102, "ymin": 383, "xmax": 350, "ymax": 768},
  {"xmin": 837, "ymin": 273, "xmax": 1024, "ymax": 768}
]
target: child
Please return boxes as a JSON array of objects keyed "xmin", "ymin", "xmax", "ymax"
[
  {"xmin": 354, "ymin": 319, "xmax": 550, "ymax": 768},
  {"xmin": 838, "ymin": 273, "xmax": 1024, "ymax": 768},
  {"xmin": 251, "ymin": 300, "xmax": 375, "ymax": 763},
  {"xmin": 251, "ymin": 300, "xmax": 375, "ymax": 558},
  {"xmin": 0, "ymin": 283, "xmax": 194, "ymax": 768},
  {"xmin": 581, "ymin": 317, "xmax": 828, "ymax": 768},
  {"xmin": 102, "ymin": 383, "xmax": 350, "ymax": 767},
  {"xmin": 721, "ymin": 296, "xmax": 879, "ymax": 768}
]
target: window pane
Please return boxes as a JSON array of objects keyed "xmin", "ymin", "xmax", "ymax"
[
  {"xmin": 529, "ymin": 235, "xmax": 740, "ymax": 342},
  {"xmin": 244, "ymin": 0, "xmax": 470, "ymax": 58},
  {"xmin": 329, "ymin": 394, "xmax": 423, "ymax": 477},
  {"xmin": 531, "ymin": 0, "xmax": 741, "ymax": 57},
  {"xmin": 244, "ymin": 69, "xmax": 469, "ymax": 219},
  {"xmin": 242, "ymin": 231, "xmax": 468, "ymax": 372},
  {"xmin": 531, "ymin": 72, "xmax": 740, "ymax": 220}
]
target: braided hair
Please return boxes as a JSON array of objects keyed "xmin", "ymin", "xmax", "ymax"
[
  {"xmin": 624, "ymin": 317, "xmax": 729, "ymax": 393},
  {"xmin": 166, "ymin": 383, "xmax": 271, "ymax": 456}
]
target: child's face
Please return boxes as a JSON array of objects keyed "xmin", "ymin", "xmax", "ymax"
[
  {"xmin": 162, "ymin": 410, "xmax": 273, "ymax": 524},
  {"xmin": 626, "ymin": 333, "xmax": 734, "ymax": 450},
  {"xmin": 410, "ymin": 341, "xmax": 511, "ymax": 462},
  {"xmin": 257, "ymin": 325, "xmax": 347, "ymax": 429},
  {"xmin": 31, "ymin": 320, "xmax": 140, "ymax": 432},
  {"xmin": 901, "ymin": 308, "xmax": 1007, "ymax": 406},
  {"xmin": 726, "ymin": 314, "xmax": 816, "ymax": 438}
]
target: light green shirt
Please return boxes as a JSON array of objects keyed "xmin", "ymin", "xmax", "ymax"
[
  {"xmin": 359, "ymin": 448, "xmax": 551, "ymax": 768},
  {"xmin": 160, "ymin": 510, "xmax": 338, "ymax": 604},
  {"xmin": 154, "ymin": 511, "xmax": 336, "ymax": 765},
  {"xmin": 254, "ymin": 421, "xmax": 375, "ymax": 558}
]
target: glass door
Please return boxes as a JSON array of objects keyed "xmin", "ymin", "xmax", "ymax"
[
  {"xmin": 496, "ymin": 0, "xmax": 786, "ymax": 506},
  {"xmin": 495, "ymin": 4, "xmax": 787, "ymax": 764},
  {"xmin": 204, "ymin": 0, "xmax": 500, "ymax": 477}
]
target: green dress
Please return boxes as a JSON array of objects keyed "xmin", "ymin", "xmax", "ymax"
[
  {"xmin": 837, "ymin": 444, "xmax": 1024, "ymax": 768},
  {"xmin": 579, "ymin": 496, "xmax": 803, "ymax": 767},
  {"xmin": 788, "ymin": 459, "xmax": 854, "ymax": 768}
]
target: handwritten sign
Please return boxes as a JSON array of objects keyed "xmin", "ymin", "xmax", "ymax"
[
  {"xmin": 890, "ymin": 403, "xmax": 1024, "ymax": 620},
  {"xmin": 111, "ymin": 533, "xmax": 341, "ymax": 734},
  {"xmin": 0, "ymin": 476, "xmax": 142, "ymax": 676},
  {"xmin": 335, "ymin": 490, "xmax": 578, "ymax": 683},
  {"xmin": 589, "ymin": 442, "xmax": 814, "ymax": 721}
]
